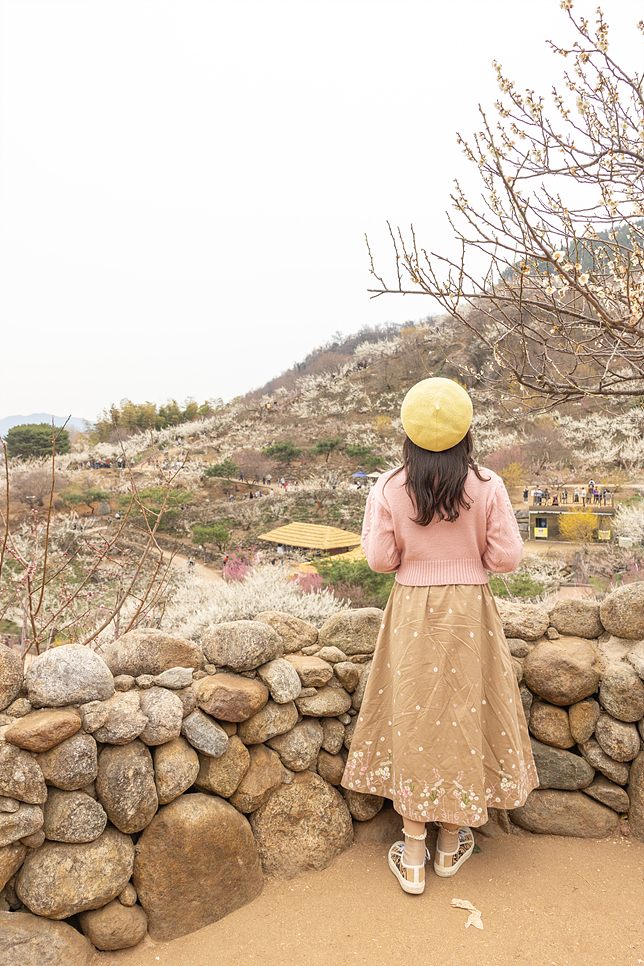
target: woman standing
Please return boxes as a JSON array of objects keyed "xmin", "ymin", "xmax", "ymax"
[{"xmin": 342, "ymin": 378, "xmax": 538, "ymax": 894}]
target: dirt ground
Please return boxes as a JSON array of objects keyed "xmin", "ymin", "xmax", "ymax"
[{"xmin": 92, "ymin": 829, "xmax": 644, "ymax": 966}]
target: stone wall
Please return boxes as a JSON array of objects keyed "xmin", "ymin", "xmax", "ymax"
[{"xmin": 1, "ymin": 585, "xmax": 644, "ymax": 962}]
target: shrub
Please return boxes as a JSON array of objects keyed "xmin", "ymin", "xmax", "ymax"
[
  {"xmin": 488, "ymin": 572, "xmax": 545, "ymax": 599},
  {"xmin": 192, "ymin": 524, "xmax": 230, "ymax": 550},
  {"xmin": 291, "ymin": 572, "xmax": 323, "ymax": 594},
  {"xmin": 222, "ymin": 552, "xmax": 251, "ymax": 581},
  {"xmin": 316, "ymin": 557, "xmax": 394, "ymax": 609},
  {"xmin": 558, "ymin": 510, "xmax": 599, "ymax": 543},
  {"xmin": 204, "ymin": 458, "xmax": 238, "ymax": 479}
]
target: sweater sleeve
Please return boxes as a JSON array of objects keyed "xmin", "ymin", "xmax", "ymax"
[
  {"xmin": 481, "ymin": 477, "xmax": 524, "ymax": 574},
  {"xmin": 361, "ymin": 487, "xmax": 401, "ymax": 574}
]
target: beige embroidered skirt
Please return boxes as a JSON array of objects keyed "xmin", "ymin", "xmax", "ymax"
[{"xmin": 341, "ymin": 583, "xmax": 539, "ymax": 827}]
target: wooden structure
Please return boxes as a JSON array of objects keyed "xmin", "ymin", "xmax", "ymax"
[{"xmin": 258, "ymin": 523, "xmax": 362, "ymax": 556}]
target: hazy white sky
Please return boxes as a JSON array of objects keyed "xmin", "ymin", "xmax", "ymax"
[{"xmin": 1, "ymin": 0, "xmax": 642, "ymax": 422}]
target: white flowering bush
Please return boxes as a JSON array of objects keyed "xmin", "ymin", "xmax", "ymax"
[
  {"xmin": 161, "ymin": 566, "xmax": 346, "ymax": 641},
  {"xmin": 614, "ymin": 502, "xmax": 644, "ymax": 546}
]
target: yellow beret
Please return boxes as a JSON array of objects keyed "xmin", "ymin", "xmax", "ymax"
[{"xmin": 400, "ymin": 378, "xmax": 473, "ymax": 452}]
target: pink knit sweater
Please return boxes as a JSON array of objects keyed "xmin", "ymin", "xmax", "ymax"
[{"xmin": 361, "ymin": 466, "xmax": 523, "ymax": 585}]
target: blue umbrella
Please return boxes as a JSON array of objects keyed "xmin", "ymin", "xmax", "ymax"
[{"xmin": 351, "ymin": 471, "xmax": 367, "ymax": 478}]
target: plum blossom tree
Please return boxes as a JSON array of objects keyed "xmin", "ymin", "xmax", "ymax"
[{"xmin": 367, "ymin": 4, "xmax": 644, "ymax": 406}]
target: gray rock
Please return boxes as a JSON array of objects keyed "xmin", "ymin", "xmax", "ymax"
[
  {"xmin": 568, "ymin": 698, "xmax": 601, "ymax": 744},
  {"xmin": 0, "ymin": 841, "xmax": 26, "ymax": 890},
  {"xmin": 628, "ymin": 749, "xmax": 644, "ymax": 842},
  {"xmin": 506, "ymin": 638, "xmax": 531, "ymax": 658},
  {"xmin": 15, "ymin": 825, "xmax": 135, "ymax": 919},
  {"xmin": 139, "ymin": 687, "xmax": 184, "ymax": 745},
  {"xmin": 582, "ymin": 773, "xmax": 630, "ymax": 813},
  {"xmin": 79, "ymin": 898, "xmax": 148, "ymax": 951},
  {"xmin": 351, "ymin": 661, "xmax": 372, "ymax": 712},
  {"xmin": 256, "ymin": 658, "xmax": 302, "ymax": 704},
  {"xmin": 133, "ymin": 794, "xmax": 263, "ymax": 941},
  {"xmin": 0, "ymin": 911, "xmax": 93, "ymax": 966},
  {"xmin": 529, "ymin": 737, "xmax": 594, "ymax": 790},
  {"xmin": 96, "ymin": 740, "xmax": 158, "ymax": 834},
  {"xmin": 301, "ymin": 644, "xmax": 321, "ymax": 655},
  {"xmin": 549, "ymin": 599, "xmax": 603, "ymax": 640},
  {"xmin": 600, "ymin": 583, "xmax": 644, "ymax": 640},
  {"xmin": 202, "ymin": 620, "xmax": 283, "ymax": 671},
  {"xmin": 195, "ymin": 735, "xmax": 250, "ymax": 798},
  {"xmin": 284, "ymin": 655, "xmax": 333, "ymax": 687},
  {"xmin": 342, "ymin": 787, "xmax": 384, "ymax": 821},
  {"xmin": 113, "ymin": 674, "xmax": 136, "ymax": 691},
  {"xmin": 519, "ymin": 686, "xmax": 533, "ymax": 721},
  {"xmin": 524, "ymin": 637, "xmax": 600, "ymax": 706},
  {"xmin": 135, "ymin": 674, "xmax": 155, "ymax": 689},
  {"xmin": 0, "ymin": 804, "xmax": 43, "ymax": 848},
  {"xmin": 321, "ymin": 718, "xmax": 345, "ymax": 755},
  {"xmin": 181, "ymin": 709, "xmax": 229, "ymax": 757},
  {"xmin": 237, "ymin": 700, "xmax": 299, "ymax": 745},
  {"xmin": 174, "ymin": 685, "xmax": 198, "ymax": 718},
  {"xmin": 546, "ymin": 627, "xmax": 560, "ymax": 640},
  {"xmin": 626, "ymin": 640, "xmax": 644, "ymax": 680},
  {"xmin": 295, "ymin": 686, "xmax": 352, "ymax": 718},
  {"xmin": 579, "ymin": 738, "xmax": 630, "ymax": 785},
  {"xmin": 42, "ymin": 788, "xmax": 107, "ymax": 843},
  {"xmin": 318, "ymin": 608, "xmax": 383, "ymax": 656},
  {"xmin": 194, "ymin": 672, "xmax": 269, "ymax": 721},
  {"xmin": 118, "ymin": 881, "xmax": 138, "ymax": 906},
  {"xmin": 253, "ymin": 610, "xmax": 318, "ymax": 652},
  {"xmin": 599, "ymin": 663, "xmax": 644, "ymax": 722},
  {"xmin": 0, "ymin": 796, "xmax": 19, "ymax": 813},
  {"xmin": 102, "ymin": 629, "xmax": 204, "ymax": 677},
  {"xmin": 333, "ymin": 662, "xmax": 360, "ymax": 692},
  {"xmin": 0, "ymin": 648, "xmax": 23, "ymax": 712},
  {"xmin": 153, "ymin": 737, "xmax": 200, "ymax": 805},
  {"xmin": 250, "ymin": 771, "xmax": 353, "ymax": 877},
  {"xmin": 529, "ymin": 701, "xmax": 575, "ymax": 749},
  {"xmin": 228, "ymin": 743, "xmax": 283, "ymax": 813},
  {"xmin": 4, "ymin": 697, "xmax": 32, "ymax": 718},
  {"xmin": 80, "ymin": 691, "xmax": 148, "ymax": 744},
  {"xmin": 595, "ymin": 713, "xmax": 641, "ymax": 762},
  {"xmin": 317, "ymin": 749, "xmax": 347, "ymax": 785},
  {"xmin": 152, "ymin": 666, "xmax": 195, "ymax": 689},
  {"xmin": 0, "ymin": 745, "xmax": 47, "ymax": 803},
  {"xmin": 511, "ymin": 788, "xmax": 619, "ymax": 836},
  {"xmin": 344, "ymin": 717, "xmax": 357, "ymax": 749},
  {"xmin": 26, "ymin": 644, "xmax": 114, "ymax": 708},
  {"xmin": 267, "ymin": 719, "xmax": 324, "ymax": 772},
  {"xmin": 35, "ymin": 733, "xmax": 98, "ymax": 791},
  {"xmin": 21, "ymin": 829, "xmax": 45, "ymax": 849},
  {"xmin": 316, "ymin": 646, "xmax": 348, "ymax": 664},
  {"xmin": 496, "ymin": 599, "xmax": 549, "ymax": 641}
]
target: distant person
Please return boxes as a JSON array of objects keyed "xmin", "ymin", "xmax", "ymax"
[
  {"xmin": 581, "ymin": 487, "xmax": 587, "ymax": 506},
  {"xmin": 523, "ymin": 488, "xmax": 528, "ymax": 504},
  {"xmin": 552, "ymin": 493, "xmax": 559, "ymax": 506},
  {"xmin": 562, "ymin": 489, "xmax": 568, "ymax": 504},
  {"xmin": 574, "ymin": 488, "xmax": 579, "ymax": 503}
]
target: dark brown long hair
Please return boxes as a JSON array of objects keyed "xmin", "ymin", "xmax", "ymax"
[{"xmin": 387, "ymin": 431, "xmax": 490, "ymax": 525}]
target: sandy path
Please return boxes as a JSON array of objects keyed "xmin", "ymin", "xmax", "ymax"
[{"xmin": 92, "ymin": 830, "xmax": 644, "ymax": 966}]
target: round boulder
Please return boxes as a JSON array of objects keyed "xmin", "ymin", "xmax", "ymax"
[
  {"xmin": 194, "ymin": 672, "xmax": 269, "ymax": 722},
  {"xmin": 599, "ymin": 663, "xmax": 644, "ymax": 722},
  {"xmin": 495, "ymin": 600, "xmax": 549, "ymax": 641},
  {"xmin": 0, "ymin": 647, "xmax": 24, "ymax": 712},
  {"xmin": 95, "ymin": 740, "xmax": 158, "ymax": 834},
  {"xmin": 0, "ymin": 911, "xmax": 93, "ymax": 966},
  {"xmin": 318, "ymin": 608, "xmax": 384, "ymax": 656},
  {"xmin": 153, "ymin": 737, "xmax": 200, "ymax": 805},
  {"xmin": 133, "ymin": 793, "xmax": 263, "ymax": 941},
  {"xmin": 595, "ymin": 713, "xmax": 641, "ymax": 762},
  {"xmin": 342, "ymin": 787, "xmax": 384, "ymax": 821},
  {"xmin": 201, "ymin": 620, "xmax": 283, "ymax": 671},
  {"xmin": 549, "ymin": 599, "xmax": 603, "ymax": 640},
  {"xmin": 16, "ymin": 825, "xmax": 135, "ymax": 919},
  {"xmin": 42, "ymin": 788, "xmax": 107, "ymax": 843},
  {"xmin": 253, "ymin": 611, "xmax": 318, "ymax": 652},
  {"xmin": 79, "ymin": 898, "xmax": 148, "ymax": 951},
  {"xmin": 529, "ymin": 701, "xmax": 575, "ymax": 749},
  {"xmin": 249, "ymin": 771, "xmax": 353, "ymax": 878},
  {"xmin": 139, "ymin": 687, "xmax": 184, "ymax": 745},
  {"xmin": 36, "ymin": 733, "xmax": 98, "ymax": 791},
  {"xmin": 600, "ymin": 583, "xmax": 644, "ymax": 640},
  {"xmin": 523, "ymin": 637, "xmax": 600, "ymax": 706},
  {"xmin": 26, "ymin": 644, "xmax": 114, "ymax": 708},
  {"xmin": 102, "ymin": 629, "xmax": 204, "ymax": 677},
  {"xmin": 511, "ymin": 788, "xmax": 619, "ymax": 837},
  {"xmin": 529, "ymin": 737, "xmax": 594, "ymax": 790}
]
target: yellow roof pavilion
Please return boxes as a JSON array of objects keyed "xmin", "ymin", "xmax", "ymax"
[
  {"xmin": 258, "ymin": 522, "xmax": 362, "ymax": 551},
  {"xmin": 329, "ymin": 545, "xmax": 367, "ymax": 562}
]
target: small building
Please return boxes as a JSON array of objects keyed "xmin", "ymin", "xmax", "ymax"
[
  {"xmin": 258, "ymin": 523, "xmax": 362, "ymax": 556},
  {"xmin": 527, "ymin": 508, "xmax": 615, "ymax": 542}
]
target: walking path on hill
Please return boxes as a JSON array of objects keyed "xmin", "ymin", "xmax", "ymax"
[{"xmin": 91, "ymin": 832, "xmax": 644, "ymax": 966}]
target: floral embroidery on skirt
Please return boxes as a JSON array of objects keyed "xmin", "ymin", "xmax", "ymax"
[{"xmin": 341, "ymin": 583, "xmax": 539, "ymax": 826}]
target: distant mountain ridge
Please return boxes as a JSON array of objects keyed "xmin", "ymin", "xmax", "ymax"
[{"xmin": 0, "ymin": 414, "xmax": 87, "ymax": 438}]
